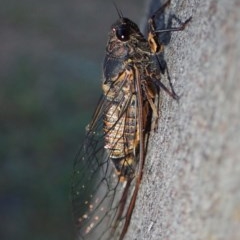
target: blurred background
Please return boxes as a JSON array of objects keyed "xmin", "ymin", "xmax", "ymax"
[{"xmin": 0, "ymin": 0, "xmax": 145, "ymax": 240}]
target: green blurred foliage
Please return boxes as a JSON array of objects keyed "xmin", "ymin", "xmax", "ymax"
[
  {"xmin": 0, "ymin": 48, "xmax": 99, "ymax": 240},
  {"xmin": 0, "ymin": 1, "xmax": 100, "ymax": 240},
  {"xmin": 0, "ymin": 0, "xmax": 143, "ymax": 239}
]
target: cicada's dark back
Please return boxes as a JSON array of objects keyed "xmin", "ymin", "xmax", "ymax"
[{"xmin": 72, "ymin": 1, "xmax": 191, "ymax": 239}]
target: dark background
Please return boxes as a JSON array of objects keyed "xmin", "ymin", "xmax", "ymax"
[{"xmin": 0, "ymin": 1, "xmax": 144, "ymax": 240}]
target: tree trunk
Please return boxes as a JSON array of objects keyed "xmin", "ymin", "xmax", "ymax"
[{"xmin": 125, "ymin": 0, "xmax": 240, "ymax": 239}]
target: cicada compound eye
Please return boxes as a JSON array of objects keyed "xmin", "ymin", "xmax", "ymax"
[{"xmin": 115, "ymin": 24, "xmax": 131, "ymax": 41}]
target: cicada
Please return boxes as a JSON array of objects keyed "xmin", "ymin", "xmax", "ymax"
[{"xmin": 72, "ymin": 1, "xmax": 191, "ymax": 239}]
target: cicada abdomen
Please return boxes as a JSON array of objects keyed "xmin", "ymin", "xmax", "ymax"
[
  {"xmin": 102, "ymin": 65, "xmax": 153, "ymax": 181},
  {"xmin": 72, "ymin": 1, "xmax": 191, "ymax": 239}
]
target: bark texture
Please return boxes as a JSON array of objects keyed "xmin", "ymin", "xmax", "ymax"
[{"xmin": 125, "ymin": 0, "xmax": 240, "ymax": 239}]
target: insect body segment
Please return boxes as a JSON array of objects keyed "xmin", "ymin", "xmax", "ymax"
[{"xmin": 103, "ymin": 76, "xmax": 138, "ymax": 180}]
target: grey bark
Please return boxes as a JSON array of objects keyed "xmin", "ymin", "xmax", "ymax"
[{"xmin": 125, "ymin": 0, "xmax": 240, "ymax": 239}]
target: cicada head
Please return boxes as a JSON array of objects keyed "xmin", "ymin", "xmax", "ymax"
[
  {"xmin": 106, "ymin": 17, "xmax": 149, "ymax": 58},
  {"xmin": 112, "ymin": 18, "xmax": 139, "ymax": 42}
]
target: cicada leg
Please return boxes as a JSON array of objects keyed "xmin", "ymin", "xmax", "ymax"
[
  {"xmin": 148, "ymin": 0, "xmax": 192, "ymax": 101},
  {"xmin": 148, "ymin": 0, "xmax": 192, "ymax": 54}
]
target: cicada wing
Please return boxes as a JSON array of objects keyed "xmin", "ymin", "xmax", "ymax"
[{"xmin": 71, "ymin": 94, "xmax": 137, "ymax": 240}]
